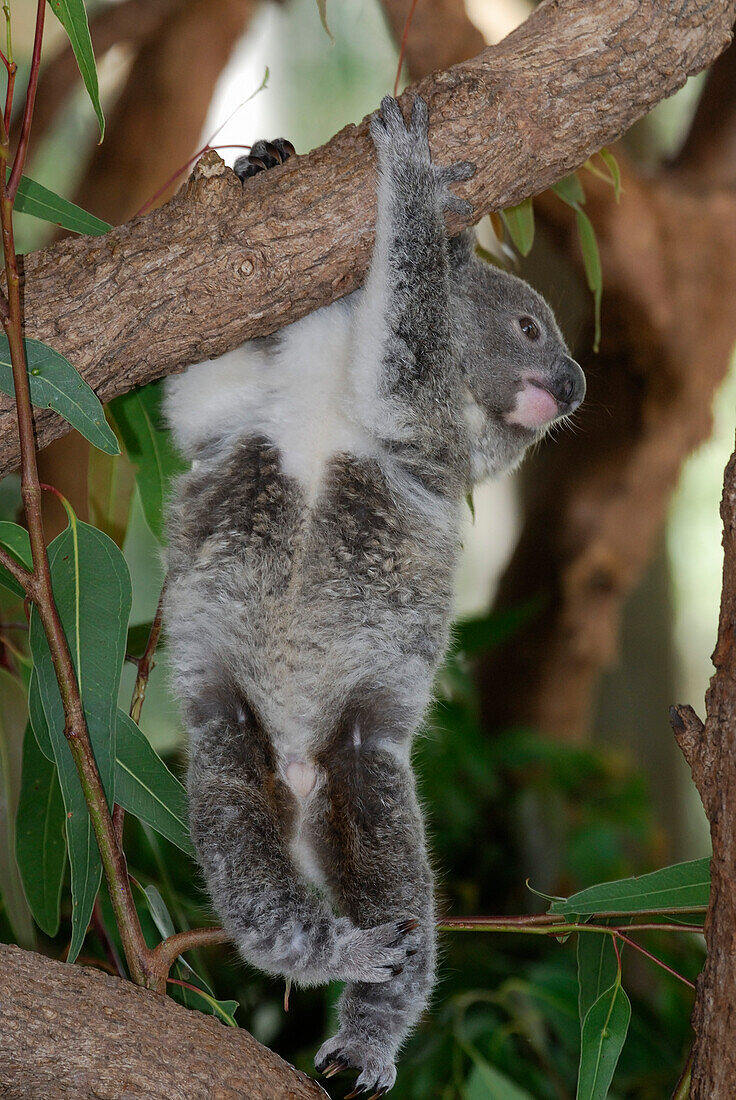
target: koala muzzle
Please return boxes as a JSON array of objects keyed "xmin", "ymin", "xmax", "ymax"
[{"xmin": 548, "ymin": 355, "xmax": 586, "ymax": 415}]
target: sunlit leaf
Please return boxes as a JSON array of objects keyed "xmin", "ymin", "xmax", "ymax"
[
  {"xmin": 109, "ymin": 381, "xmax": 185, "ymax": 543},
  {"xmin": 500, "ymin": 197, "xmax": 535, "ymax": 256},
  {"xmin": 598, "ymin": 150, "xmax": 621, "ymax": 202},
  {"xmin": 0, "ymin": 520, "xmax": 31, "ymax": 597},
  {"xmin": 0, "ymin": 337, "xmax": 119, "ymax": 455},
  {"xmin": 14, "ymin": 172, "xmax": 110, "ymax": 235},
  {"xmin": 549, "ymin": 858, "xmax": 711, "ymax": 916},
  {"xmin": 47, "ymin": 0, "xmax": 105, "ymax": 140},
  {"xmin": 576, "ymin": 980, "xmax": 631, "ymax": 1100},
  {"xmin": 575, "ymin": 210, "xmax": 602, "ymax": 352},
  {"xmin": 88, "ymin": 437, "xmax": 135, "ymax": 549},
  {"xmin": 115, "ymin": 709, "xmax": 194, "ymax": 857},
  {"xmin": 15, "ymin": 722, "xmax": 66, "ymax": 937},
  {"xmin": 0, "ymin": 674, "xmax": 34, "ymax": 944},
  {"xmin": 28, "ymin": 673, "xmax": 100, "ymax": 960}
]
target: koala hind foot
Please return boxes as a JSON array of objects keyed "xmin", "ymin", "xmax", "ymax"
[
  {"xmin": 315, "ymin": 1033, "xmax": 397, "ymax": 1098},
  {"xmin": 234, "ymin": 138, "xmax": 295, "ymax": 181}
]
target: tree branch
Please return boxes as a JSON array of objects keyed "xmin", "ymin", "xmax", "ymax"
[
  {"xmin": 670, "ymin": 437, "xmax": 736, "ymax": 1097},
  {"xmin": 0, "ymin": 0, "xmax": 731, "ymax": 477},
  {"xmin": 0, "ymin": 943, "xmax": 325, "ymax": 1100}
]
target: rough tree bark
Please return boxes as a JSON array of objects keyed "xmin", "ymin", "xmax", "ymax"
[
  {"xmin": 0, "ymin": 943, "xmax": 325, "ymax": 1100},
  {"xmin": 0, "ymin": 0, "xmax": 731, "ymax": 477},
  {"xmin": 671, "ymin": 437, "xmax": 736, "ymax": 1099},
  {"xmin": 479, "ymin": 41, "xmax": 736, "ymax": 740}
]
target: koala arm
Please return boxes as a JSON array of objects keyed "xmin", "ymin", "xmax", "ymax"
[{"xmin": 348, "ymin": 96, "xmax": 474, "ymax": 489}]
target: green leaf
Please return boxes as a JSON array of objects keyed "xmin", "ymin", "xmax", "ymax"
[
  {"xmin": 576, "ymin": 981, "xmax": 631, "ymax": 1100},
  {"xmin": 0, "ymin": 337, "xmax": 119, "ymax": 455},
  {"xmin": 28, "ymin": 673, "xmax": 100, "ymax": 959},
  {"xmin": 549, "ymin": 858, "xmax": 711, "ymax": 917},
  {"xmin": 552, "ymin": 174, "xmax": 586, "ymax": 209},
  {"xmin": 0, "ymin": 673, "xmax": 34, "ymax": 944},
  {"xmin": 168, "ymin": 977, "xmax": 239, "ymax": 1026},
  {"xmin": 115, "ymin": 710, "xmax": 194, "ymax": 857},
  {"xmin": 29, "ymin": 515, "xmax": 132, "ymax": 809},
  {"xmin": 88, "ymin": 437, "xmax": 135, "ymax": 549},
  {"xmin": 577, "ymin": 928, "xmax": 619, "ymax": 1023},
  {"xmin": 109, "ymin": 381, "xmax": 185, "ymax": 543},
  {"xmin": 15, "ymin": 173, "xmax": 110, "ymax": 235},
  {"xmin": 500, "ymin": 197, "xmax": 535, "ymax": 256},
  {"xmin": 464, "ymin": 1061, "xmax": 536, "ymax": 1100},
  {"xmin": 46, "ymin": 0, "xmax": 105, "ymax": 140},
  {"xmin": 598, "ymin": 150, "xmax": 621, "ymax": 202},
  {"xmin": 575, "ymin": 209, "xmax": 602, "ymax": 352},
  {"xmin": 0, "ymin": 520, "xmax": 32, "ymax": 597},
  {"xmin": 16, "ymin": 722, "xmax": 66, "ymax": 937}
]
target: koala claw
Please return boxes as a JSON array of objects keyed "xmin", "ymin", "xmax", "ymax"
[{"xmin": 234, "ymin": 137, "xmax": 295, "ymax": 182}]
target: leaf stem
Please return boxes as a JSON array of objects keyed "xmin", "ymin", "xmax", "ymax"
[
  {"xmin": 129, "ymin": 584, "xmax": 165, "ymax": 724},
  {"xmin": 6, "ymin": 0, "xmax": 43, "ymax": 200},
  {"xmin": 613, "ymin": 930, "xmax": 696, "ymax": 990}
]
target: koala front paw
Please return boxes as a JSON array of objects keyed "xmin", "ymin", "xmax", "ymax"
[
  {"xmin": 315, "ymin": 1033, "xmax": 397, "ymax": 1098},
  {"xmin": 369, "ymin": 95, "xmax": 475, "ymax": 216},
  {"xmin": 234, "ymin": 138, "xmax": 295, "ymax": 182}
]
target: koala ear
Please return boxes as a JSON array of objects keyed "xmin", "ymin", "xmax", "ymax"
[{"xmin": 448, "ymin": 229, "xmax": 476, "ymax": 268}]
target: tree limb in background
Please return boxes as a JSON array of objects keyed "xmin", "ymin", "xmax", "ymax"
[
  {"xmin": 0, "ymin": 943, "xmax": 325, "ymax": 1100},
  {"xmin": 0, "ymin": 0, "xmax": 731, "ymax": 476},
  {"xmin": 380, "ymin": 0, "xmax": 485, "ymax": 82},
  {"xmin": 24, "ymin": 0, "xmax": 184, "ymax": 154},
  {"xmin": 671, "ymin": 436, "xmax": 736, "ymax": 1098},
  {"xmin": 479, "ymin": 48, "xmax": 736, "ymax": 739}
]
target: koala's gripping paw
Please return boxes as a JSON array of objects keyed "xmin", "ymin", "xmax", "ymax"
[
  {"xmin": 234, "ymin": 138, "xmax": 295, "ymax": 181},
  {"xmin": 369, "ymin": 94, "xmax": 475, "ymax": 217},
  {"xmin": 336, "ymin": 917, "xmax": 420, "ymax": 983},
  {"xmin": 315, "ymin": 1033, "xmax": 397, "ymax": 1098}
]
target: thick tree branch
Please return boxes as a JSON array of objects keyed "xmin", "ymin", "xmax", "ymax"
[
  {"xmin": 0, "ymin": 943, "xmax": 325, "ymax": 1100},
  {"xmin": 670, "ymin": 438, "xmax": 736, "ymax": 1098},
  {"xmin": 0, "ymin": 0, "xmax": 731, "ymax": 477}
]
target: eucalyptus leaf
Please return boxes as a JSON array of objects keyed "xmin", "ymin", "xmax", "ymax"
[
  {"xmin": 0, "ymin": 520, "xmax": 32, "ymax": 597},
  {"xmin": 16, "ymin": 722, "xmax": 66, "ymax": 937},
  {"xmin": 0, "ymin": 674, "xmax": 34, "ymax": 944},
  {"xmin": 109, "ymin": 381, "xmax": 185, "ymax": 542},
  {"xmin": 577, "ymin": 928, "xmax": 619, "ymax": 1024},
  {"xmin": 47, "ymin": 0, "xmax": 105, "ymax": 140},
  {"xmin": 29, "ymin": 515, "xmax": 132, "ymax": 809},
  {"xmin": 549, "ymin": 858, "xmax": 711, "ymax": 916},
  {"xmin": 598, "ymin": 149, "xmax": 621, "ymax": 202},
  {"xmin": 464, "ymin": 1060, "xmax": 535, "ymax": 1100},
  {"xmin": 500, "ymin": 197, "xmax": 535, "ymax": 256},
  {"xmin": 15, "ymin": 172, "xmax": 110, "ymax": 235},
  {"xmin": 576, "ymin": 981, "xmax": 631, "ymax": 1100},
  {"xmin": 88, "ymin": 440, "xmax": 135, "ymax": 549},
  {"xmin": 575, "ymin": 209, "xmax": 602, "ymax": 352},
  {"xmin": 115, "ymin": 709, "xmax": 194, "ymax": 857},
  {"xmin": 28, "ymin": 673, "xmax": 100, "ymax": 960},
  {"xmin": 551, "ymin": 173, "xmax": 586, "ymax": 209},
  {"xmin": 0, "ymin": 337, "xmax": 119, "ymax": 455}
]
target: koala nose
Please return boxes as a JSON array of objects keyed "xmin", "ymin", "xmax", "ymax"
[{"xmin": 550, "ymin": 355, "xmax": 585, "ymax": 414}]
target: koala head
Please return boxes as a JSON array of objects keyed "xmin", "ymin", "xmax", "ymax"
[{"xmin": 450, "ymin": 234, "xmax": 585, "ymax": 484}]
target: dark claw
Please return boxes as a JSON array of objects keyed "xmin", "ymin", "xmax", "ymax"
[
  {"xmin": 344, "ymin": 1088, "xmax": 368, "ymax": 1099},
  {"xmin": 271, "ymin": 137, "xmax": 295, "ymax": 162},
  {"xmin": 396, "ymin": 918, "xmax": 419, "ymax": 934},
  {"xmin": 322, "ymin": 1059, "xmax": 349, "ymax": 1078},
  {"xmin": 367, "ymin": 1089, "xmax": 389, "ymax": 1100},
  {"xmin": 388, "ymin": 963, "xmax": 404, "ymax": 976},
  {"xmin": 406, "ymin": 948, "xmax": 417, "ymax": 957}
]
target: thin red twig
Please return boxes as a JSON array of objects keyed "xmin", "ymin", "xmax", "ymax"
[
  {"xmin": 614, "ymin": 931, "xmax": 696, "ymax": 990},
  {"xmin": 394, "ymin": 0, "xmax": 420, "ymax": 97},
  {"xmin": 7, "ymin": 0, "xmax": 44, "ymax": 199}
]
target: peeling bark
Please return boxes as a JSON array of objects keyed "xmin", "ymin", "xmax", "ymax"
[
  {"xmin": 1, "ymin": 0, "xmax": 732, "ymax": 477},
  {"xmin": 671, "ymin": 438, "xmax": 736, "ymax": 1098},
  {"xmin": 0, "ymin": 943, "xmax": 325, "ymax": 1100}
]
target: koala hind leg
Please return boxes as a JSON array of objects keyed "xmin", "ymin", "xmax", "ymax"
[
  {"xmin": 186, "ymin": 698, "xmax": 418, "ymax": 987},
  {"xmin": 311, "ymin": 735, "xmax": 435, "ymax": 1096}
]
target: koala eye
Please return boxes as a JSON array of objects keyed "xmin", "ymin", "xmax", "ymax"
[{"xmin": 519, "ymin": 316, "xmax": 540, "ymax": 341}]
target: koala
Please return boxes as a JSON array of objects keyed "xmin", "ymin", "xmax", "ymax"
[{"xmin": 163, "ymin": 96, "xmax": 584, "ymax": 1098}]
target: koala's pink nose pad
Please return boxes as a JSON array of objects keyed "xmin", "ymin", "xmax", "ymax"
[
  {"xmin": 285, "ymin": 759, "xmax": 317, "ymax": 799},
  {"xmin": 506, "ymin": 382, "xmax": 560, "ymax": 428}
]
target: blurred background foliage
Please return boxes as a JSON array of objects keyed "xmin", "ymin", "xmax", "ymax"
[{"xmin": 3, "ymin": 0, "xmax": 733, "ymax": 1096}]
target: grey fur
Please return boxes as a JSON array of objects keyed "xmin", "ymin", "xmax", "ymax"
[{"xmin": 164, "ymin": 95, "xmax": 584, "ymax": 1095}]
